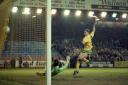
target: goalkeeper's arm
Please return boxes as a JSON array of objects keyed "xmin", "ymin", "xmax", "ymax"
[{"xmin": 59, "ymin": 56, "xmax": 70, "ymax": 71}]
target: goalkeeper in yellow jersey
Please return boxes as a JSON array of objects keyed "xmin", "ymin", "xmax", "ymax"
[{"xmin": 73, "ymin": 17, "xmax": 99, "ymax": 76}]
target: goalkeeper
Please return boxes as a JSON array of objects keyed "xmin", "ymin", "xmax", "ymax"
[{"xmin": 36, "ymin": 56, "xmax": 70, "ymax": 77}]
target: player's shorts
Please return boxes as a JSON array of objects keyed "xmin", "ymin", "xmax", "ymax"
[{"xmin": 78, "ymin": 48, "xmax": 92, "ymax": 60}]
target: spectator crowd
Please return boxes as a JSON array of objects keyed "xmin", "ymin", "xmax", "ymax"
[{"xmin": 52, "ymin": 39, "xmax": 128, "ymax": 63}]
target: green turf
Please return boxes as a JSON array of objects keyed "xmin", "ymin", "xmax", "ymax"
[
  {"xmin": 53, "ymin": 68, "xmax": 128, "ymax": 85},
  {"xmin": 0, "ymin": 69, "xmax": 45, "ymax": 85},
  {"xmin": 0, "ymin": 68, "xmax": 128, "ymax": 85}
]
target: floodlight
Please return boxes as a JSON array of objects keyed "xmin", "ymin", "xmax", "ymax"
[
  {"xmin": 22, "ymin": 8, "xmax": 30, "ymax": 15},
  {"xmin": 37, "ymin": 8, "xmax": 42, "ymax": 14},
  {"xmin": 52, "ymin": 9, "xmax": 57, "ymax": 15},
  {"xmin": 122, "ymin": 13, "xmax": 127, "ymax": 19},
  {"xmin": 112, "ymin": 13, "xmax": 117, "ymax": 18},
  {"xmin": 101, "ymin": 12, "xmax": 107, "ymax": 18},
  {"xmin": 75, "ymin": 10, "xmax": 82, "ymax": 16},
  {"xmin": 12, "ymin": 7, "xmax": 18, "ymax": 13},
  {"xmin": 88, "ymin": 11, "xmax": 94, "ymax": 17},
  {"xmin": 64, "ymin": 10, "xmax": 70, "ymax": 16}
]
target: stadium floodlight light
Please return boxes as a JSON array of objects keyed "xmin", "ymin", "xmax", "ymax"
[
  {"xmin": 22, "ymin": 8, "xmax": 30, "ymax": 15},
  {"xmin": 64, "ymin": 10, "xmax": 70, "ymax": 16},
  {"xmin": 37, "ymin": 8, "xmax": 42, "ymax": 14},
  {"xmin": 88, "ymin": 11, "xmax": 94, "ymax": 17},
  {"xmin": 52, "ymin": 9, "xmax": 57, "ymax": 15},
  {"xmin": 122, "ymin": 13, "xmax": 127, "ymax": 19},
  {"xmin": 101, "ymin": 12, "xmax": 107, "ymax": 18},
  {"xmin": 75, "ymin": 10, "xmax": 82, "ymax": 16},
  {"xmin": 12, "ymin": 7, "xmax": 18, "ymax": 13},
  {"xmin": 112, "ymin": 13, "xmax": 117, "ymax": 18}
]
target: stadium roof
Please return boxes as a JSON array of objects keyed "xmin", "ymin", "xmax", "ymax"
[{"xmin": 13, "ymin": 0, "xmax": 128, "ymax": 12}]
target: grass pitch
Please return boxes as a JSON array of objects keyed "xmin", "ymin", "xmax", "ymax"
[{"xmin": 0, "ymin": 68, "xmax": 128, "ymax": 85}]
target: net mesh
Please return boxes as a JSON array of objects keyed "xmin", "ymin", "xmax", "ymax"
[{"xmin": 2, "ymin": 7, "xmax": 46, "ymax": 57}]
